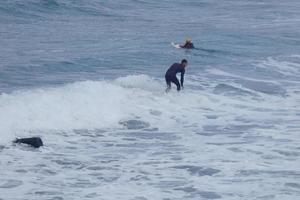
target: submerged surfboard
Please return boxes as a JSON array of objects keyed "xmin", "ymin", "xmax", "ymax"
[{"xmin": 171, "ymin": 42, "xmax": 181, "ymax": 49}]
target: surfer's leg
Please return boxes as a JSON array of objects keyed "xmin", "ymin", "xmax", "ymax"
[
  {"xmin": 171, "ymin": 77, "xmax": 181, "ymax": 91},
  {"xmin": 165, "ymin": 75, "xmax": 171, "ymax": 93}
]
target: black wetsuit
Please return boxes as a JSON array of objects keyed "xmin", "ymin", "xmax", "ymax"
[
  {"xmin": 165, "ymin": 63, "xmax": 185, "ymax": 91},
  {"xmin": 181, "ymin": 42, "xmax": 194, "ymax": 49}
]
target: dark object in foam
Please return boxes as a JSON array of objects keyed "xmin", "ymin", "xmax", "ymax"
[{"xmin": 14, "ymin": 137, "xmax": 43, "ymax": 148}]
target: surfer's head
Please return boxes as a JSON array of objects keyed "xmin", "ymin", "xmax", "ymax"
[
  {"xmin": 186, "ymin": 38, "xmax": 192, "ymax": 43},
  {"xmin": 181, "ymin": 59, "xmax": 188, "ymax": 67}
]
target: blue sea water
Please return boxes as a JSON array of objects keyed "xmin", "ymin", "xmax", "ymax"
[{"xmin": 0, "ymin": 0, "xmax": 300, "ymax": 199}]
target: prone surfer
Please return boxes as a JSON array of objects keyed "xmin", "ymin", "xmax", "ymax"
[
  {"xmin": 165, "ymin": 59, "xmax": 188, "ymax": 92},
  {"xmin": 180, "ymin": 38, "xmax": 194, "ymax": 49}
]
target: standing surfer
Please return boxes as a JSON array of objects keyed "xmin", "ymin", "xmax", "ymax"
[{"xmin": 165, "ymin": 59, "xmax": 188, "ymax": 92}]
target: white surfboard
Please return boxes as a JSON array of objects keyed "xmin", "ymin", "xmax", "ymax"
[{"xmin": 171, "ymin": 42, "xmax": 181, "ymax": 49}]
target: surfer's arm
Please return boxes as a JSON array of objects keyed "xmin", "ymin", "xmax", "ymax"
[{"xmin": 180, "ymin": 70, "xmax": 185, "ymax": 87}]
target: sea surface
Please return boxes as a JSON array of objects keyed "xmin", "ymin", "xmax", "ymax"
[{"xmin": 0, "ymin": 0, "xmax": 300, "ymax": 199}]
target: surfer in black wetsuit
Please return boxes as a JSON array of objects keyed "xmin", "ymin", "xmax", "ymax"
[
  {"xmin": 180, "ymin": 38, "xmax": 194, "ymax": 49},
  {"xmin": 165, "ymin": 59, "xmax": 188, "ymax": 92}
]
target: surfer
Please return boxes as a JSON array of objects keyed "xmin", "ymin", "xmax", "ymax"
[
  {"xmin": 165, "ymin": 59, "xmax": 188, "ymax": 92},
  {"xmin": 180, "ymin": 38, "xmax": 194, "ymax": 49}
]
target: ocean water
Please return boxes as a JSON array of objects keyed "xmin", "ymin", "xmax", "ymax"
[{"xmin": 0, "ymin": 0, "xmax": 300, "ymax": 199}]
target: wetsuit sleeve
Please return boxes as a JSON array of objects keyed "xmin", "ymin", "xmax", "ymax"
[
  {"xmin": 180, "ymin": 69, "xmax": 185, "ymax": 87},
  {"xmin": 180, "ymin": 43, "xmax": 188, "ymax": 48}
]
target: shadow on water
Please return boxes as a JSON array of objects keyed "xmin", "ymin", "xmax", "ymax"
[
  {"xmin": 172, "ymin": 165, "xmax": 221, "ymax": 176},
  {"xmin": 174, "ymin": 187, "xmax": 222, "ymax": 199},
  {"xmin": 196, "ymin": 47, "xmax": 229, "ymax": 54},
  {"xmin": 119, "ymin": 119, "xmax": 150, "ymax": 130}
]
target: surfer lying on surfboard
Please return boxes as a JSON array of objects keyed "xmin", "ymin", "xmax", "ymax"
[
  {"xmin": 180, "ymin": 38, "xmax": 195, "ymax": 49},
  {"xmin": 172, "ymin": 38, "xmax": 195, "ymax": 49}
]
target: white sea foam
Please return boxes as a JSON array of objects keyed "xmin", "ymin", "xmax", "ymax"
[{"xmin": 0, "ymin": 74, "xmax": 298, "ymax": 145}]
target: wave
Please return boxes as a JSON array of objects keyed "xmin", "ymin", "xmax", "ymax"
[
  {"xmin": 0, "ymin": 75, "xmax": 195, "ymax": 142},
  {"xmin": 0, "ymin": 74, "xmax": 297, "ymax": 144},
  {"xmin": 257, "ymin": 56, "xmax": 300, "ymax": 78},
  {"xmin": 213, "ymin": 83, "xmax": 255, "ymax": 96}
]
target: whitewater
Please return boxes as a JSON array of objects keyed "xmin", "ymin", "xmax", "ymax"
[{"xmin": 0, "ymin": 0, "xmax": 300, "ymax": 200}]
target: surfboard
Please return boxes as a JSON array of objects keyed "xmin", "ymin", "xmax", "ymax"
[{"xmin": 171, "ymin": 42, "xmax": 181, "ymax": 49}]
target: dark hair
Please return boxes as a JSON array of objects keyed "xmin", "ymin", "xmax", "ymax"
[{"xmin": 181, "ymin": 59, "xmax": 188, "ymax": 64}]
